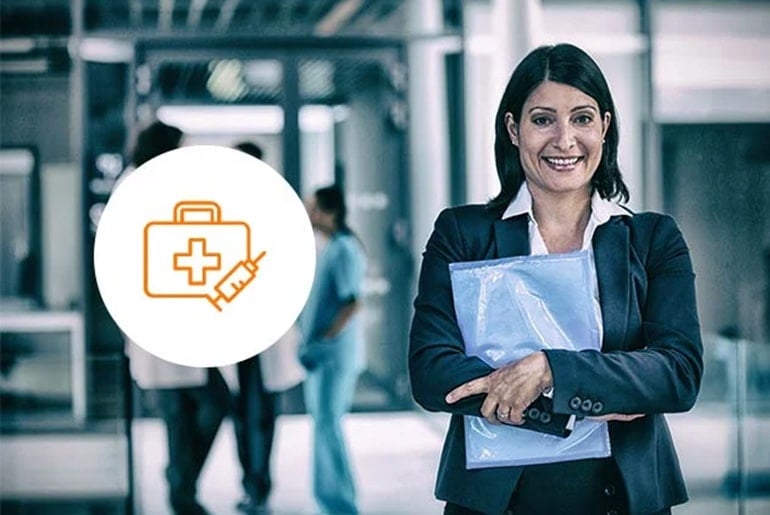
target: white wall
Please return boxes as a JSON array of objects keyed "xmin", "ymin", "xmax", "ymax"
[
  {"xmin": 41, "ymin": 163, "xmax": 82, "ymax": 309},
  {"xmin": 463, "ymin": 1, "xmax": 499, "ymax": 205},
  {"xmin": 653, "ymin": 3, "xmax": 770, "ymax": 122},
  {"xmin": 407, "ymin": 0, "xmax": 451, "ymax": 255}
]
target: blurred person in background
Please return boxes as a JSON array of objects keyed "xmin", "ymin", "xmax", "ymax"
[
  {"xmin": 409, "ymin": 43, "xmax": 703, "ymax": 515},
  {"xmin": 299, "ymin": 184, "xmax": 367, "ymax": 515},
  {"xmin": 229, "ymin": 141, "xmax": 306, "ymax": 515},
  {"xmin": 122, "ymin": 120, "xmax": 230, "ymax": 515}
]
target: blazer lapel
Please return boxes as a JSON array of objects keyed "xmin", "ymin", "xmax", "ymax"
[
  {"xmin": 493, "ymin": 215, "xmax": 530, "ymax": 258},
  {"xmin": 593, "ymin": 218, "xmax": 630, "ymax": 350}
]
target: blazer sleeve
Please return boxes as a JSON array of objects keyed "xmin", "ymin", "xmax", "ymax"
[
  {"xmin": 409, "ymin": 208, "xmax": 494, "ymax": 415},
  {"xmin": 545, "ymin": 215, "xmax": 704, "ymax": 416}
]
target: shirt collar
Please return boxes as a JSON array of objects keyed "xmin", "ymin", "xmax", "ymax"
[
  {"xmin": 589, "ymin": 190, "xmax": 630, "ymax": 223},
  {"xmin": 501, "ymin": 184, "xmax": 630, "ymax": 222},
  {"xmin": 502, "ymin": 184, "xmax": 535, "ymax": 220}
]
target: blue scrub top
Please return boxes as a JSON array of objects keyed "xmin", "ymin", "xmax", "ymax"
[{"xmin": 299, "ymin": 231, "xmax": 367, "ymax": 370}]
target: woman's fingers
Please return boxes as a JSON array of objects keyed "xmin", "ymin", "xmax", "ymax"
[
  {"xmin": 480, "ymin": 395, "xmax": 502, "ymax": 424},
  {"xmin": 445, "ymin": 353, "xmax": 552, "ymax": 426},
  {"xmin": 445, "ymin": 375, "xmax": 490, "ymax": 404},
  {"xmin": 590, "ymin": 413, "xmax": 645, "ymax": 422},
  {"xmin": 486, "ymin": 357, "xmax": 546, "ymax": 424}
]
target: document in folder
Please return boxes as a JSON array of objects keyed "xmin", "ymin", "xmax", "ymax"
[{"xmin": 449, "ymin": 250, "xmax": 611, "ymax": 469}]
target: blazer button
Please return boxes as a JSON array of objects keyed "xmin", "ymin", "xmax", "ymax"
[
  {"xmin": 539, "ymin": 412, "xmax": 551, "ymax": 424},
  {"xmin": 528, "ymin": 407, "xmax": 540, "ymax": 420},
  {"xmin": 569, "ymin": 396, "xmax": 582, "ymax": 410},
  {"xmin": 592, "ymin": 401, "xmax": 604, "ymax": 414},
  {"xmin": 581, "ymin": 399, "xmax": 593, "ymax": 412},
  {"xmin": 606, "ymin": 510, "xmax": 619, "ymax": 515},
  {"xmin": 603, "ymin": 484, "xmax": 616, "ymax": 496}
]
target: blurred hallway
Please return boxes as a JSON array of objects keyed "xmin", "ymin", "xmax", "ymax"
[{"xmin": 2, "ymin": 1, "xmax": 769, "ymax": 514}]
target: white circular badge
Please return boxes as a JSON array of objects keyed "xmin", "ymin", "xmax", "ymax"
[{"xmin": 94, "ymin": 145, "xmax": 316, "ymax": 367}]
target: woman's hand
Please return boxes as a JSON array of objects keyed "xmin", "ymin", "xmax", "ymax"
[
  {"xmin": 590, "ymin": 413, "xmax": 645, "ymax": 422},
  {"xmin": 444, "ymin": 351, "xmax": 553, "ymax": 425}
]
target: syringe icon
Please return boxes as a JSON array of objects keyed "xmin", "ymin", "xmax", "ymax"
[{"xmin": 207, "ymin": 250, "xmax": 267, "ymax": 311}]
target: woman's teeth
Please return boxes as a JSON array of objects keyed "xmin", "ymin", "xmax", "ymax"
[{"xmin": 543, "ymin": 157, "xmax": 581, "ymax": 166}]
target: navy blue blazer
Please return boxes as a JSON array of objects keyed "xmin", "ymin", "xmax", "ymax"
[{"xmin": 409, "ymin": 205, "xmax": 703, "ymax": 515}]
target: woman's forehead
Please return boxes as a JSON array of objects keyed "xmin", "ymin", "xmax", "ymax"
[{"xmin": 524, "ymin": 80, "xmax": 598, "ymax": 109}]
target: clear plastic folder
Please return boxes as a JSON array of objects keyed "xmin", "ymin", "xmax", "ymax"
[{"xmin": 449, "ymin": 250, "xmax": 611, "ymax": 468}]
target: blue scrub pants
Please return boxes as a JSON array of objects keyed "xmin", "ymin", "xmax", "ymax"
[{"xmin": 303, "ymin": 358, "xmax": 360, "ymax": 515}]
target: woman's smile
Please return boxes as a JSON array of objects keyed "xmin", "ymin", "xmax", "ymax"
[{"xmin": 541, "ymin": 155, "xmax": 584, "ymax": 171}]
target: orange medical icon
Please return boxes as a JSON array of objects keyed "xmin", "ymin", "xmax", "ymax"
[
  {"xmin": 173, "ymin": 238, "xmax": 222, "ymax": 285},
  {"xmin": 144, "ymin": 200, "xmax": 266, "ymax": 311}
]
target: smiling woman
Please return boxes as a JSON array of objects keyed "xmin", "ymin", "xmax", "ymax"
[
  {"xmin": 505, "ymin": 81, "xmax": 610, "ymax": 203},
  {"xmin": 409, "ymin": 43, "xmax": 703, "ymax": 515},
  {"xmin": 490, "ymin": 44, "xmax": 627, "ymax": 214}
]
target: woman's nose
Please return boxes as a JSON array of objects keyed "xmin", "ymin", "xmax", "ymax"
[{"xmin": 552, "ymin": 122, "xmax": 576, "ymax": 151}]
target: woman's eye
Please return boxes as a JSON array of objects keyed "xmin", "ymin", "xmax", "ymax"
[
  {"xmin": 532, "ymin": 116, "xmax": 552, "ymax": 126},
  {"xmin": 574, "ymin": 114, "xmax": 593, "ymax": 125}
]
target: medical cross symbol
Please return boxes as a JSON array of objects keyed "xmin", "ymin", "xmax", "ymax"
[{"xmin": 173, "ymin": 238, "xmax": 222, "ymax": 285}]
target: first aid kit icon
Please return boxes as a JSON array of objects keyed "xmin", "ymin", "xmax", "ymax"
[{"xmin": 144, "ymin": 200, "xmax": 267, "ymax": 311}]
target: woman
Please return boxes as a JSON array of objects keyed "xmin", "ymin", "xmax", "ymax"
[
  {"xmin": 409, "ymin": 44, "xmax": 703, "ymax": 515},
  {"xmin": 299, "ymin": 185, "xmax": 367, "ymax": 515}
]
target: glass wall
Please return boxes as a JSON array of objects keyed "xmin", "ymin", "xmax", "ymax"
[{"xmin": 669, "ymin": 335, "xmax": 770, "ymax": 514}]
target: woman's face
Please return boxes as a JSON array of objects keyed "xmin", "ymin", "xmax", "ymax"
[
  {"xmin": 505, "ymin": 80, "xmax": 610, "ymax": 199},
  {"xmin": 307, "ymin": 195, "xmax": 335, "ymax": 233}
]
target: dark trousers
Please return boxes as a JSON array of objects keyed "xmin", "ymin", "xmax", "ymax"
[
  {"xmin": 234, "ymin": 354, "xmax": 278, "ymax": 503},
  {"xmin": 157, "ymin": 369, "xmax": 230, "ymax": 513},
  {"xmin": 444, "ymin": 458, "xmax": 671, "ymax": 515}
]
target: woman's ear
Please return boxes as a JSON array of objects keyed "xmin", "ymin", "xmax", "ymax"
[
  {"xmin": 602, "ymin": 112, "xmax": 611, "ymax": 140},
  {"xmin": 504, "ymin": 112, "xmax": 518, "ymax": 146}
]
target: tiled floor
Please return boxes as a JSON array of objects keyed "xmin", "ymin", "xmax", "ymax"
[
  {"xmin": 132, "ymin": 412, "xmax": 449, "ymax": 515},
  {"xmin": 132, "ymin": 408, "xmax": 770, "ymax": 515}
]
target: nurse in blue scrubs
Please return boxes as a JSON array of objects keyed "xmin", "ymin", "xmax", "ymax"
[{"xmin": 299, "ymin": 185, "xmax": 366, "ymax": 515}]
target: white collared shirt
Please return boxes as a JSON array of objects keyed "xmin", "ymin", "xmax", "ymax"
[{"xmin": 502, "ymin": 184, "xmax": 630, "ymax": 255}]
